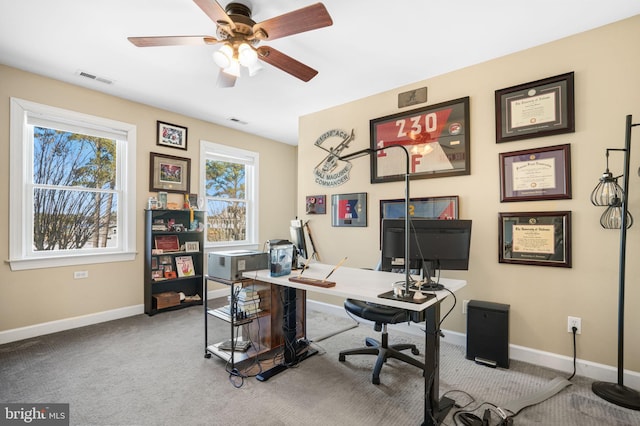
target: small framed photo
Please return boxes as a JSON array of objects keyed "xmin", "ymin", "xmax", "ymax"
[
  {"xmin": 188, "ymin": 193, "xmax": 199, "ymax": 209},
  {"xmin": 150, "ymin": 152, "xmax": 191, "ymax": 193},
  {"xmin": 499, "ymin": 211, "xmax": 572, "ymax": 268},
  {"xmin": 499, "ymin": 144, "xmax": 572, "ymax": 202},
  {"xmin": 306, "ymin": 195, "xmax": 326, "ymax": 214},
  {"xmin": 151, "ymin": 256, "xmax": 158, "ymax": 269},
  {"xmin": 184, "ymin": 241, "xmax": 199, "ymax": 252},
  {"xmin": 159, "ymin": 255, "xmax": 173, "ymax": 265},
  {"xmin": 157, "ymin": 121, "xmax": 188, "ymax": 150},
  {"xmin": 495, "ymin": 72, "xmax": 575, "ymax": 143},
  {"xmin": 331, "ymin": 193, "xmax": 367, "ymax": 227}
]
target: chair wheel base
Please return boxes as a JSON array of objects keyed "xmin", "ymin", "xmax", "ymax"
[{"xmin": 338, "ymin": 354, "xmax": 345, "ymax": 362}]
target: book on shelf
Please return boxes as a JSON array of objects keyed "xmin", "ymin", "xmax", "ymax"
[
  {"xmin": 175, "ymin": 256, "xmax": 195, "ymax": 277},
  {"xmin": 219, "ymin": 304, "xmax": 262, "ymax": 316},
  {"xmin": 229, "ymin": 295, "xmax": 260, "ymax": 304}
]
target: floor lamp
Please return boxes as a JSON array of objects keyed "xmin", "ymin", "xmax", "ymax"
[
  {"xmin": 338, "ymin": 145, "xmax": 418, "ymax": 298},
  {"xmin": 590, "ymin": 114, "xmax": 640, "ymax": 410}
]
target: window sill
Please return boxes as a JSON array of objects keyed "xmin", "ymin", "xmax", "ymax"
[{"xmin": 7, "ymin": 251, "xmax": 138, "ymax": 271}]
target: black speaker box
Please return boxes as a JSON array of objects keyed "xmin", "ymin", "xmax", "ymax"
[{"xmin": 466, "ymin": 300, "xmax": 510, "ymax": 368}]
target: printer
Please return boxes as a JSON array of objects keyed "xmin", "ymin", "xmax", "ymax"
[{"xmin": 208, "ymin": 250, "xmax": 269, "ymax": 280}]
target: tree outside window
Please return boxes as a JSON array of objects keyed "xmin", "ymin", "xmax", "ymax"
[
  {"xmin": 33, "ymin": 127, "xmax": 118, "ymax": 251},
  {"xmin": 201, "ymin": 141, "xmax": 258, "ymax": 247}
]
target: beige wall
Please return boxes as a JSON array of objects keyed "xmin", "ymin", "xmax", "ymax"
[
  {"xmin": 0, "ymin": 65, "xmax": 297, "ymax": 331},
  {"xmin": 298, "ymin": 15, "xmax": 640, "ymax": 372}
]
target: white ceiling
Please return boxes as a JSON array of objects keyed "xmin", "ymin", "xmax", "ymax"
[{"xmin": 1, "ymin": 1, "xmax": 639, "ymax": 146}]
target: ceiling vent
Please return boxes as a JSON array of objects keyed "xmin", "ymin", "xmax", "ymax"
[
  {"xmin": 228, "ymin": 117, "xmax": 248, "ymax": 125},
  {"xmin": 76, "ymin": 70, "xmax": 114, "ymax": 85}
]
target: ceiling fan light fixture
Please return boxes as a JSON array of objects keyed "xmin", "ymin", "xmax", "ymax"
[
  {"xmin": 213, "ymin": 43, "xmax": 234, "ymax": 68},
  {"xmin": 223, "ymin": 60, "xmax": 241, "ymax": 77},
  {"xmin": 238, "ymin": 43, "xmax": 258, "ymax": 66},
  {"xmin": 247, "ymin": 61, "xmax": 263, "ymax": 77}
]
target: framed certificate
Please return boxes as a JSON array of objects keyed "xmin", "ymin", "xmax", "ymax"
[
  {"xmin": 495, "ymin": 72, "xmax": 574, "ymax": 143},
  {"xmin": 499, "ymin": 211, "xmax": 571, "ymax": 268},
  {"xmin": 369, "ymin": 97, "xmax": 470, "ymax": 183},
  {"xmin": 499, "ymin": 144, "xmax": 571, "ymax": 202}
]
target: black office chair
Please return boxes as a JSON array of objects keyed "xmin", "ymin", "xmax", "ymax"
[{"xmin": 338, "ymin": 289, "xmax": 425, "ymax": 385}]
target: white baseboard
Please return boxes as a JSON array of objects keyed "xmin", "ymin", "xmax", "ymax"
[
  {"xmin": 306, "ymin": 299, "xmax": 640, "ymax": 390},
  {"xmin": 0, "ymin": 304, "xmax": 144, "ymax": 345},
  {"xmin": 2, "ymin": 295, "xmax": 638, "ymax": 391}
]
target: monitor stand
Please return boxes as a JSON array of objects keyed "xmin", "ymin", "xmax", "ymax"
[
  {"xmin": 419, "ymin": 261, "xmax": 444, "ymax": 292},
  {"xmin": 256, "ymin": 286, "xmax": 318, "ymax": 381}
]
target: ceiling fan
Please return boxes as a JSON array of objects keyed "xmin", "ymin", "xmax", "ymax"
[{"xmin": 128, "ymin": 0, "xmax": 333, "ymax": 87}]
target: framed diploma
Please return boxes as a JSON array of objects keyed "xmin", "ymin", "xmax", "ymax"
[
  {"xmin": 495, "ymin": 72, "xmax": 574, "ymax": 143},
  {"xmin": 369, "ymin": 97, "xmax": 470, "ymax": 183},
  {"xmin": 499, "ymin": 144, "xmax": 572, "ymax": 202},
  {"xmin": 498, "ymin": 211, "xmax": 571, "ymax": 268}
]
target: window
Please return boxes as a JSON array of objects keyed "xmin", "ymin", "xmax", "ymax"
[
  {"xmin": 9, "ymin": 98, "xmax": 136, "ymax": 270},
  {"xmin": 200, "ymin": 141, "xmax": 259, "ymax": 249}
]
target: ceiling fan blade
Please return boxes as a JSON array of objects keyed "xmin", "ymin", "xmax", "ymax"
[
  {"xmin": 193, "ymin": 0, "xmax": 235, "ymax": 30},
  {"xmin": 216, "ymin": 70, "xmax": 237, "ymax": 88},
  {"xmin": 128, "ymin": 36, "xmax": 218, "ymax": 47},
  {"xmin": 253, "ymin": 3, "xmax": 333, "ymax": 41},
  {"xmin": 257, "ymin": 46, "xmax": 318, "ymax": 82}
]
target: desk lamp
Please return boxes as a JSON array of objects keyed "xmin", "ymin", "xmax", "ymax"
[
  {"xmin": 590, "ymin": 114, "xmax": 640, "ymax": 410},
  {"xmin": 339, "ymin": 145, "xmax": 423, "ymax": 300}
]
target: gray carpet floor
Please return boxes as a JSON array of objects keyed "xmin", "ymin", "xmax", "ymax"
[{"xmin": 1, "ymin": 302, "xmax": 639, "ymax": 426}]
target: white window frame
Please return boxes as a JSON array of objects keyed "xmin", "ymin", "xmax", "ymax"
[
  {"xmin": 200, "ymin": 140, "xmax": 259, "ymax": 251},
  {"xmin": 9, "ymin": 98, "xmax": 137, "ymax": 271}
]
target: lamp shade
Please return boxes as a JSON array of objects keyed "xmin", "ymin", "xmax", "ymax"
[
  {"xmin": 600, "ymin": 197, "xmax": 634, "ymax": 229},
  {"xmin": 591, "ymin": 171, "xmax": 624, "ymax": 206}
]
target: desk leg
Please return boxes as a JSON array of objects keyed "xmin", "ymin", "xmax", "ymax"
[
  {"xmin": 256, "ymin": 286, "xmax": 318, "ymax": 381},
  {"xmin": 423, "ymin": 302, "xmax": 454, "ymax": 426}
]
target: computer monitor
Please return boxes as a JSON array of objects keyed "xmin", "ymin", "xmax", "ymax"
[
  {"xmin": 381, "ymin": 218, "xmax": 472, "ymax": 291},
  {"xmin": 289, "ymin": 219, "xmax": 308, "ymax": 267}
]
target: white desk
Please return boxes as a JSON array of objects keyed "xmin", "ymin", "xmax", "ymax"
[{"xmin": 245, "ymin": 263, "xmax": 466, "ymax": 426}]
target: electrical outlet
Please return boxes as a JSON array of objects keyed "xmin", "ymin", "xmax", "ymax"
[
  {"xmin": 463, "ymin": 300, "xmax": 469, "ymax": 315},
  {"xmin": 567, "ymin": 316, "xmax": 581, "ymax": 334},
  {"xmin": 74, "ymin": 270, "xmax": 89, "ymax": 279}
]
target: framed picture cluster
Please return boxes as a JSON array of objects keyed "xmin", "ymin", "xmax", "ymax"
[{"xmin": 495, "ymin": 72, "xmax": 575, "ymax": 268}]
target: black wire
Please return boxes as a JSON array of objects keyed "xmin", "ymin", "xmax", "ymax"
[{"xmin": 567, "ymin": 326, "xmax": 577, "ymax": 380}]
